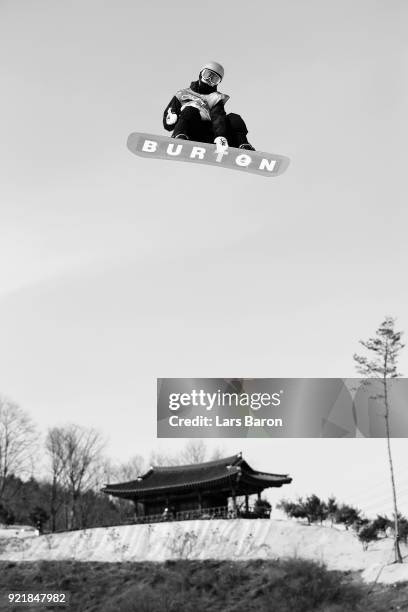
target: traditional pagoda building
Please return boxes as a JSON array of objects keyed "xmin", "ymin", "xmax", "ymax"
[{"xmin": 102, "ymin": 453, "xmax": 292, "ymax": 521}]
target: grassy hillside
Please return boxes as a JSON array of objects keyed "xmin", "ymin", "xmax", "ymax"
[{"xmin": 1, "ymin": 559, "xmax": 407, "ymax": 612}]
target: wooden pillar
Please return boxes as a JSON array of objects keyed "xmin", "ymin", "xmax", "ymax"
[
  {"xmin": 257, "ymin": 492, "xmax": 261, "ymax": 501},
  {"xmin": 198, "ymin": 491, "xmax": 202, "ymax": 511},
  {"xmin": 231, "ymin": 486, "xmax": 237, "ymax": 515},
  {"xmin": 245, "ymin": 495, "xmax": 249, "ymax": 512}
]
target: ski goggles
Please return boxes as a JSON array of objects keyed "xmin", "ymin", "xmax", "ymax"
[{"xmin": 200, "ymin": 68, "xmax": 222, "ymax": 86}]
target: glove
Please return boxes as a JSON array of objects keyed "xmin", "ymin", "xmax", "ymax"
[
  {"xmin": 214, "ymin": 136, "xmax": 228, "ymax": 153},
  {"xmin": 166, "ymin": 109, "xmax": 178, "ymax": 126}
]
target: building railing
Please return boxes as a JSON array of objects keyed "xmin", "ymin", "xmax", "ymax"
[
  {"xmin": 45, "ymin": 504, "xmax": 272, "ymax": 533},
  {"xmin": 132, "ymin": 503, "xmax": 271, "ymax": 525}
]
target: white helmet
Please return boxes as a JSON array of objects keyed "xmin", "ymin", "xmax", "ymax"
[{"xmin": 200, "ymin": 61, "xmax": 224, "ymax": 86}]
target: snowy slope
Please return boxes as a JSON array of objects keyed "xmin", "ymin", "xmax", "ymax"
[{"xmin": 0, "ymin": 519, "xmax": 407, "ymax": 584}]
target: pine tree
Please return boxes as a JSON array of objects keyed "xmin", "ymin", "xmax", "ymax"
[
  {"xmin": 358, "ymin": 523, "xmax": 379, "ymax": 551},
  {"xmin": 327, "ymin": 497, "xmax": 338, "ymax": 526},
  {"xmin": 354, "ymin": 316, "xmax": 404, "ymax": 563}
]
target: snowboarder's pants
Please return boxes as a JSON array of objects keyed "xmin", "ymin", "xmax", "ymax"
[{"xmin": 172, "ymin": 107, "xmax": 250, "ymax": 147}]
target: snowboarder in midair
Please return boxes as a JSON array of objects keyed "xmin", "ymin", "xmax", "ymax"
[{"xmin": 163, "ymin": 62, "xmax": 255, "ymax": 153}]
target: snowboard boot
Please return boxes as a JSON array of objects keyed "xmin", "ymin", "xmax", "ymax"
[{"xmin": 239, "ymin": 143, "xmax": 255, "ymax": 151}]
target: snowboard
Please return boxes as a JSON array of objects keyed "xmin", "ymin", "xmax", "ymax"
[{"xmin": 127, "ymin": 132, "xmax": 290, "ymax": 178}]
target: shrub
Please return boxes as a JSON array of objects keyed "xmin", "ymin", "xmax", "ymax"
[
  {"xmin": 278, "ymin": 496, "xmax": 328, "ymax": 525},
  {"xmin": 371, "ymin": 514, "xmax": 393, "ymax": 537},
  {"xmin": 352, "ymin": 517, "xmax": 370, "ymax": 534},
  {"xmin": 358, "ymin": 523, "xmax": 379, "ymax": 551},
  {"xmin": 334, "ymin": 504, "xmax": 361, "ymax": 530},
  {"xmin": 0, "ymin": 559, "xmax": 366, "ymax": 612},
  {"xmin": 398, "ymin": 517, "xmax": 408, "ymax": 544},
  {"xmin": 302, "ymin": 494, "xmax": 328, "ymax": 524},
  {"xmin": 327, "ymin": 497, "xmax": 339, "ymax": 525},
  {"xmin": 277, "ymin": 499, "xmax": 309, "ymax": 522},
  {"xmin": 253, "ymin": 498, "xmax": 272, "ymax": 517}
]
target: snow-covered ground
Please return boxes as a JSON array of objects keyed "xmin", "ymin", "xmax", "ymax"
[
  {"xmin": 0, "ymin": 519, "xmax": 407, "ymax": 585},
  {"xmin": 0, "ymin": 525, "xmax": 39, "ymax": 538}
]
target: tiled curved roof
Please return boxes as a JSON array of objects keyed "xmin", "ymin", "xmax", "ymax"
[
  {"xmin": 152, "ymin": 454, "xmax": 241, "ymax": 472},
  {"xmin": 102, "ymin": 453, "xmax": 292, "ymax": 497}
]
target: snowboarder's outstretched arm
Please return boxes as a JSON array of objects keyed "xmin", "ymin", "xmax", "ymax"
[{"xmin": 163, "ymin": 96, "xmax": 181, "ymax": 131}]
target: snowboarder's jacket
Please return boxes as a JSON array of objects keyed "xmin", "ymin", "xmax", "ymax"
[{"xmin": 163, "ymin": 80, "xmax": 230, "ymax": 138}]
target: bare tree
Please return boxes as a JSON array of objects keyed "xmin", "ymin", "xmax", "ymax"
[
  {"xmin": 112, "ymin": 455, "xmax": 145, "ymax": 482},
  {"xmin": 0, "ymin": 395, "xmax": 37, "ymax": 502},
  {"xmin": 102, "ymin": 455, "xmax": 145, "ymax": 485},
  {"xmin": 149, "ymin": 450, "xmax": 179, "ymax": 467},
  {"xmin": 180, "ymin": 440, "xmax": 208, "ymax": 464},
  {"xmin": 180, "ymin": 440, "xmax": 225, "ymax": 464},
  {"xmin": 45, "ymin": 428, "xmax": 67, "ymax": 531},
  {"xmin": 46, "ymin": 424, "xmax": 105, "ymax": 529},
  {"xmin": 209, "ymin": 446, "xmax": 224, "ymax": 461},
  {"xmin": 354, "ymin": 316, "xmax": 404, "ymax": 563},
  {"xmin": 149, "ymin": 441, "xmax": 225, "ymax": 468}
]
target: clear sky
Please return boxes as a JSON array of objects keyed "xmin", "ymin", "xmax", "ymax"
[{"xmin": 1, "ymin": 0, "xmax": 407, "ymax": 517}]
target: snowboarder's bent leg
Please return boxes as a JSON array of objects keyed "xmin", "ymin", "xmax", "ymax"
[
  {"xmin": 172, "ymin": 107, "xmax": 202, "ymax": 141},
  {"xmin": 226, "ymin": 113, "xmax": 255, "ymax": 150}
]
